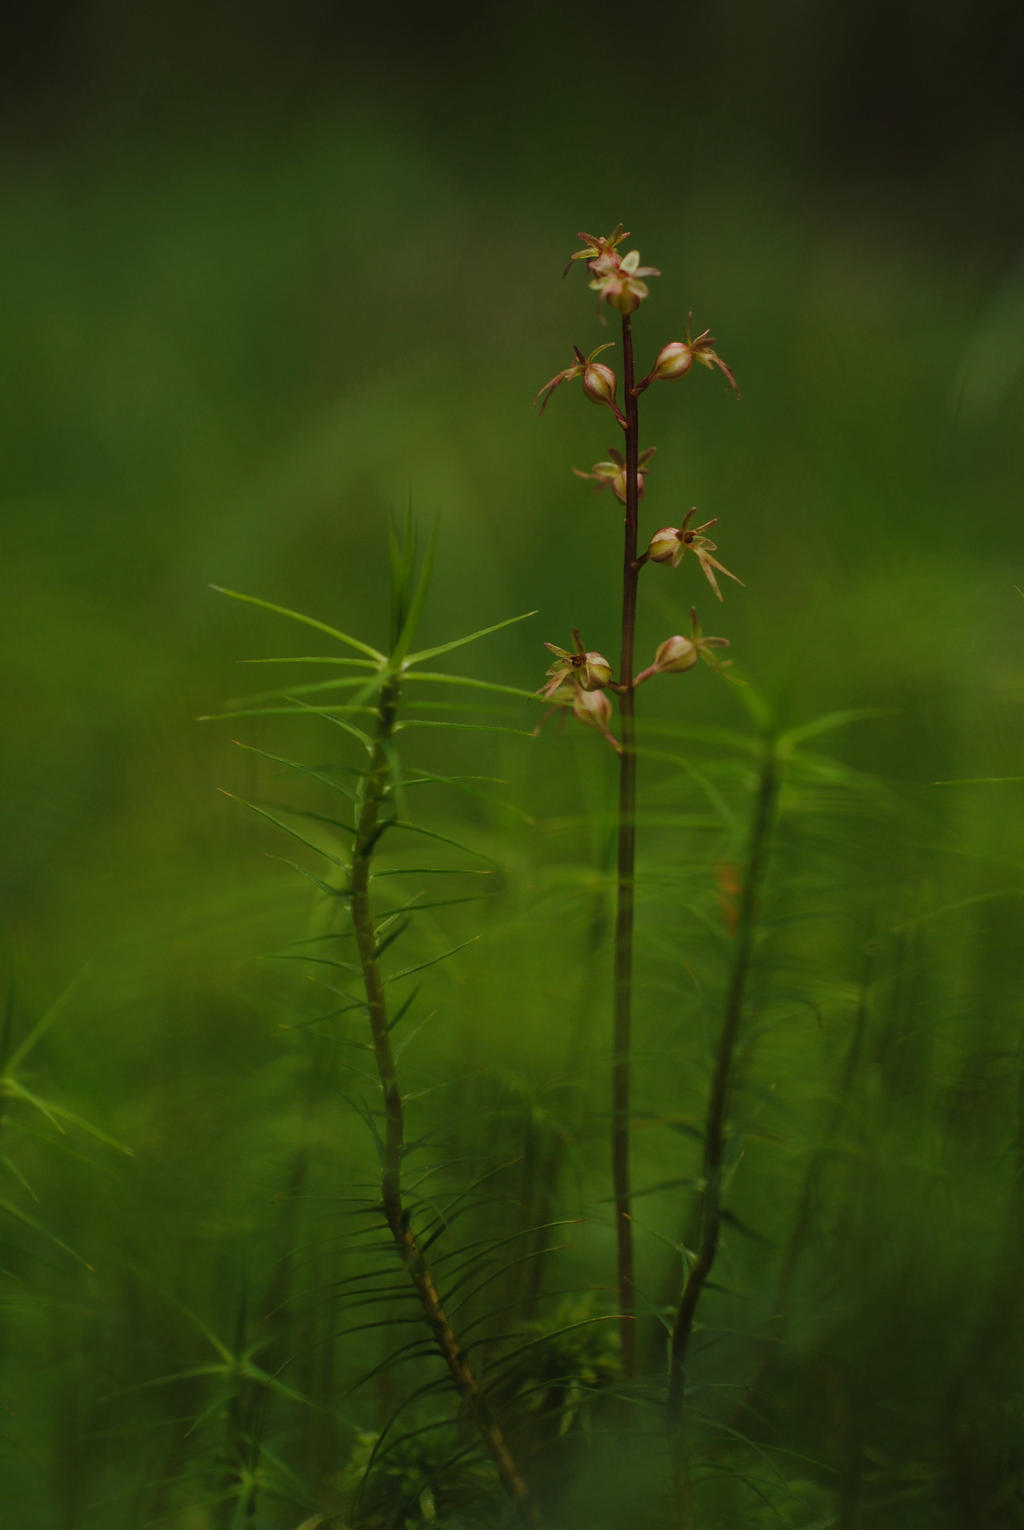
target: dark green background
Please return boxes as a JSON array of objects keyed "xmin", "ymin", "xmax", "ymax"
[{"xmin": 2, "ymin": 5, "xmax": 1022, "ymax": 1526}]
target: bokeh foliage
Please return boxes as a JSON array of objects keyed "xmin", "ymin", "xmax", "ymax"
[{"xmin": 2, "ymin": 5, "xmax": 1022, "ymax": 1525}]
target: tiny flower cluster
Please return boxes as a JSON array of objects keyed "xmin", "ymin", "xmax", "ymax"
[
  {"xmin": 568, "ymin": 225, "xmax": 661, "ymax": 317},
  {"xmin": 536, "ymin": 628, "xmax": 620, "ymax": 751},
  {"xmin": 536, "ymin": 612, "xmax": 729, "ymax": 753}
]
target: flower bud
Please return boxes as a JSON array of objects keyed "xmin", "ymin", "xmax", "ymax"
[
  {"xmin": 580, "ymin": 650, "xmax": 613, "ymax": 690},
  {"xmin": 646, "ymin": 527, "xmax": 682, "ymax": 565},
  {"xmin": 588, "ymin": 248, "xmax": 661, "ymax": 316},
  {"xmin": 650, "ymin": 341, "xmax": 694, "ymax": 381},
  {"xmin": 540, "ymin": 629, "xmax": 614, "ymax": 698},
  {"xmin": 572, "ymin": 686, "xmax": 613, "ymax": 729},
  {"xmin": 653, "ymin": 635, "xmax": 699, "ymax": 673},
  {"xmin": 581, "ymin": 362, "xmax": 618, "ymax": 408},
  {"xmin": 574, "ymin": 445, "xmax": 654, "ymax": 505}
]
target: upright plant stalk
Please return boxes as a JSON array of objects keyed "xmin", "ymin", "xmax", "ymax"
[
  {"xmin": 211, "ymin": 557, "xmax": 539, "ymax": 1521},
  {"xmin": 612, "ymin": 312, "xmax": 640, "ymax": 1378},
  {"xmin": 351, "ymin": 673, "xmax": 539, "ymax": 1525},
  {"xmin": 666, "ymin": 743, "xmax": 778, "ymax": 1520},
  {"xmin": 533, "ymin": 226, "xmax": 741, "ymax": 1384}
]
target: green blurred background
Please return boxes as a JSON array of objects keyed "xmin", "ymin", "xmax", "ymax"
[
  {"xmin": 4, "ymin": 0, "xmax": 1022, "ymax": 966},
  {"xmin": 2, "ymin": 4, "xmax": 1023, "ymax": 1525}
]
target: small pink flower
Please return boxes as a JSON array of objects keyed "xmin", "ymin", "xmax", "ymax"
[
  {"xmin": 539, "ymin": 628, "xmax": 614, "ymax": 700},
  {"xmin": 639, "ymin": 315, "xmax": 739, "ymax": 395},
  {"xmin": 572, "ymin": 686, "xmax": 621, "ymax": 752},
  {"xmin": 574, "ymin": 446, "xmax": 656, "ymax": 506},
  {"xmin": 564, "ymin": 226, "xmax": 661, "ymax": 317},
  {"xmin": 648, "ymin": 341, "xmax": 695, "ymax": 382},
  {"xmin": 564, "ymin": 224, "xmax": 632, "ymax": 274},
  {"xmin": 533, "ymin": 343, "xmax": 624, "ymax": 423},
  {"xmin": 534, "ymin": 630, "xmax": 622, "ymax": 752},
  {"xmin": 650, "ymin": 634, "xmax": 699, "ymax": 674},
  {"xmin": 644, "ymin": 507, "xmax": 744, "ymax": 602},
  {"xmin": 588, "ymin": 247, "xmax": 661, "ymax": 317},
  {"xmin": 634, "ymin": 608, "xmax": 731, "ymax": 685}
]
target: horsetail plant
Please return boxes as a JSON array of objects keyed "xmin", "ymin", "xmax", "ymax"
[
  {"xmin": 533, "ymin": 225, "xmax": 741, "ymax": 1388},
  {"xmin": 209, "ymin": 521, "xmax": 543, "ymax": 1525}
]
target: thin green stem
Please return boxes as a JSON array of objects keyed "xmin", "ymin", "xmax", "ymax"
[
  {"xmin": 666, "ymin": 743, "xmax": 779, "ymax": 1520},
  {"xmin": 613, "ymin": 312, "xmax": 640, "ymax": 1380},
  {"xmin": 350, "ymin": 674, "xmax": 540, "ymax": 1524}
]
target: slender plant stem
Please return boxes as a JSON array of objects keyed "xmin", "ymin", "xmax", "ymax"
[
  {"xmin": 666, "ymin": 743, "xmax": 779, "ymax": 1520},
  {"xmin": 350, "ymin": 674, "xmax": 539, "ymax": 1524},
  {"xmin": 613, "ymin": 313, "xmax": 641, "ymax": 1380}
]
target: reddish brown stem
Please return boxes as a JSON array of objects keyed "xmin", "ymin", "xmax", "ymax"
[{"xmin": 612, "ymin": 312, "xmax": 641, "ymax": 1380}]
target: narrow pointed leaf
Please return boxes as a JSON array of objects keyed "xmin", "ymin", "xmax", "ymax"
[
  {"xmin": 210, "ymin": 585, "xmax": 386, "ymax": 662},
  {"xmin": 231, "ymin": 740, "xmax": 358, "ymax": 802},
  {"xmin": 404, "ymin": 610, "xmax": 537, "ymax": 666},
  {"xmin": 1, "ymin": 1153, "xmax": 39, "ymax": 1202},
  {"xmin": 388, "ymin": 819, "xmax": 496, "ymax": 862},
  {"xmin": 934, "ymin": 775, "xmax": 1024, "ymax": 786},
  {"xmin": 5, "ymin": 965, "xmax": 91, "ymax": 1074},
  {"xmin": 288, "ymin": 690, "xmax": 378, "ymax": 748},
  {"xmin": 378, "ymin": 894, "xmax": 492, "ymax": 916},
  {"xmin": 720, "ymin": 1208, "xmax": 772, "ymax": 1242},
  {"xmin": 387, "ymin": 937, "xmax": 478, "ymax": 983},
  {"xmin": 238, "ymin": 654, "xmax": 376, "ymax": 668},
  {"xmin": 266, "ymin": 856, "xmax": 350, "ymax": 900},
  {"xmin": 2, "ymin": 1077, "xmax": 65, "ymax": 1133},
  {"xmin": 374, "ymin": 866, "xmax": 494, "ymax": 877},
  {"xmin": 386, "ymin": 985, "xmax": 421, "ymax": 1034},
  {"xmin": 392, "ymin": 521, "xmax": 438, "ymax": 664},
  {"xmin": 258, "ymin": 801, "xmax": 355, "ymax": 838},
  {"xmin": 403, "ymin": 672, "xmax": 545, "ymax": 703},
  {"xmin": 0, "ymin": 1195, "xmax": 93, "ymax": 1268},
  {"xmin": 392, "ymin": 1008, "xmax": 437, "ymax": 1060},
  {"xmin": 373, "ymin": 917, "xmax": 412, "ymax": 960},
  {"xmin": 271, "ymin": 952, "xmax": 363, "ymax": 976},
  {"xmin": 399, "ymin": 720, "xmax": 538, "ymax": 739},
  {"xmin": 34, "ymin": 1100, "xmax": 132, "ymax": 1155},
  {"xmin": 217, "ymin": 790, "xmax": 348, "ymax": 865},
  {"xmin": 779, "ymin": 707, "xmax": 896, "ymax": 751},
  {"xmin": 232, "ymin": 674, "xmax": 384, "ymax": 705}
]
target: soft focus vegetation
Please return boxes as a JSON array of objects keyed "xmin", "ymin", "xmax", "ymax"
[{"xmin": 2, "ymin": 8, "xmax": 1022, "ymax": 1526}]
